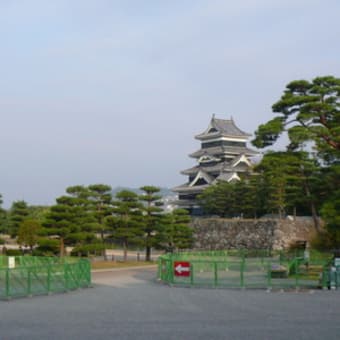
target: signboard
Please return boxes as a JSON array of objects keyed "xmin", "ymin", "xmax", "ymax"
[
  {"xmin": 174, "ymin": 261, "xmax": 190, "ymax": 277},
  {"xmin": 8, "ymin": 257, "xmax": 15, "ymax": 269}
]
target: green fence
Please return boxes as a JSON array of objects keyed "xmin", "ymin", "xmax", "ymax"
[
  {"xmin": 0, "ymin": 256, "xmax": 91, "ymax": 299},
  {"xmin": 158, "ymin": 250, "xmax": 338, "ymax": 290}
]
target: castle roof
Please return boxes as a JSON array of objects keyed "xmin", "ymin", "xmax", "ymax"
[
  {"xmin": 173, "ymin": 170, "xmax": 241, "ymax": 195},
  {"xmin": 189, "ymin": 145, "xmax": 258, "ymax": 159},
  {"xmin": 213, "ymin": 172, "xmax": 240, "ymax": 183},
  {"xmin": 181, "ymin": 157, "xmax": 251, "ymax": 176},
  {"xmin": 172, "ymin": 183, "xmax": 210, "ymax": 194},
  {"xmin": 195, "ymin": 116, "xmax": 251, "ymax": 140}
]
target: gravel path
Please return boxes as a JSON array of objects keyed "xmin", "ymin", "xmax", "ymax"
[{"xmin": 0, "ymin": 267, "xmax": 339, "ymax": 340}]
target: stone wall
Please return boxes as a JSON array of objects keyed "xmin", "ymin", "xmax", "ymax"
[{"xmin": 191, "ymin": 218, "xmax": 318, "ymax": 250}]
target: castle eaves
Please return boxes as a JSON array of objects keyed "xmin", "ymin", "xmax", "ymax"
[
  {"xmin": 189, "ymin": 145, "xmax": 259, "ymax": 158},
  {"xmin": 195, "ymin": 117, "xmax": 251, "ymax": 140}
]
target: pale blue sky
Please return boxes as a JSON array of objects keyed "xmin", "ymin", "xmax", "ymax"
[{"xmin": 1, "ymin": 0, "xmax": 340, "ymax": 207}]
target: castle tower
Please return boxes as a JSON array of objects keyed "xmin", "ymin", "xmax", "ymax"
[{"xmin": 173, "ymin": 115, "xmax": 259, "ymax": 214}]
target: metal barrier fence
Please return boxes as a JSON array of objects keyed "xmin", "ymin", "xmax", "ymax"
[
  {"xmin": 158, "ymin": 250, "xmax": 339, "ymax": 289},
  {"xmin": 0, "ymin": 256, "xmax": 91, "ymax": 299}
]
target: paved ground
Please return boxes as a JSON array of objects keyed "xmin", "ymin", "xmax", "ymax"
[{"xmin": 0, "ymin": 267, "xmax": 339, "ymax": 340}]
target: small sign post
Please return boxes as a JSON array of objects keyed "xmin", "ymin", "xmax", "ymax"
[
  {"xmin": 8, "ymin": 257, "xmax": 15, "ymax": 269},
  {"xmin": 174, "ymin": 261, "xmax": 190, "ymax": 277}
]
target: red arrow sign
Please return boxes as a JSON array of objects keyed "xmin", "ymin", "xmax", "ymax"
[{"xmin": 174, "ymin": 261, "xmax": 191, "ymax": 277}]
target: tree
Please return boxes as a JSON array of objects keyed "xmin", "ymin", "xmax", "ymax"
[
  {"xmin": 198, "ymin": 151, "xmax": 321, "ymax": 224},
  {"xmin": 252, "ymin": 76, "xmax": 340, "ymax": 159},
  {"xmin": 317, "ymin": 164, "xmax": 340, "ymax": 207},
  {"xmin": 198, "ymin": 179, "xmax": 260, "ymax": 218},
  {"xmin": 106, "ymin": 190, "xmax": 143, "ymax": 261},
  {"xmin": 255, "ymin": 151, "xmax": 322, "ymax": 230},
  {"xmin": 320, "ymin": 190, "xmax": 340, "ymax": 248},
  {"xmin": 198, "ymin": 181, "xmax": 236, "ymax": 217},
  {"xmin": 157, "ymin": 209, "xmax": 192, "ymax": 252},
  {"xmin": 44, "ymin": 186, "xmax": 97, "ymax": 256},
  {"xmin": 251, "ymin": 76, "xmax": 340, "ymax": 238},
  {"xmin": 139, "ymin": 186, "xmax": 163, "ymax": 261},
  {"xmin": 27, "ymin": 205, "xmax": 50, "ymax": 225},
  {"xmin": 63, "ymin": 185, "xmax": 99, "ymax": 244},
  {"xmin": 44, "ymin": 198, "xmax": 74, "ymax": 256},
  {"xmin": 8, "ymin": 201, "xmax": 30, "ymax": 237},
  {"xmin": 87, "ymin": 184, "xmax": 113, "ymax": 241},
  {"xmin": 255, "ymin": 152, "xmax": 294, "ymax": 218},
  {"xmin": 246, "ymin": 174, "xmax": 268, "ymax": 218},
  {"xmin": 317, "ymin": 164, "xmax": 340, "ymax": 247},
  {"xmin": 33, "ymin": 238, "xmax": 60, "ymax": 256},
  {"xmin": 232, "ymin": 180, "xmax": 259, "ymax": 219},
  {"xmin": 17, "ymin": 219, "xmax": 41, "ymax": 251},
  {"xmin": 0, "ymin": 194, "xmax": 7, "ymax": 234}
]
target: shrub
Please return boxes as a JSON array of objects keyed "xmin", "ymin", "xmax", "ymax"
[
  {"xmin": 65, "ymin": 232, "xmax": 97, "ymax": 245},
  {"xmin": 71, "ymin": 243, "xmax": 106, "ymax": 257},
  {"xmin": 32, "ymin": 238, "xmax": 59, "ymax": 256},
  {"xmin": 0, "ymin": 237, "xmax": 5, "ymax": 245},
  {"xmin": 5, "ymin": 249, "xmax": 22, "ymax": 256},
  {"xmin": 310, "ymin": 231, "xmax": 338, "ymax": 250}
]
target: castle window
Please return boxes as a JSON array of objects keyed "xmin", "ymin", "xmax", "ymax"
[{"xmin": 208, "ymin": 127, "xmax": 218, "ymax": 133}]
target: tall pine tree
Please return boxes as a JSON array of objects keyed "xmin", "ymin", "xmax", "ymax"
[
  {"xmin": 8, "ymin": 201, "xmax": 30, "ymax": 237},
  {"xmin": 139, "ymin": 186, "xmax": 163, "ymax": 261},
  {"xmin": 106, "ymin": 190, "xmax": 143, "ymax": 261}
]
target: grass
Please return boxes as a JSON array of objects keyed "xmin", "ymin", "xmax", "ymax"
[{"xmin": 91, "ymin": 260, "xmax": 157, "ymax": 270}]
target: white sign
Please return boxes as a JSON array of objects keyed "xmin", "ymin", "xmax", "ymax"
[{"xmin": 8, "ymin": 256, "xmax": 15, "ymax": 269}]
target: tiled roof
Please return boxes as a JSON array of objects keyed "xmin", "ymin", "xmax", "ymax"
[
  {"xmin": 172, "ymin": 183, "xmax": 209, "ymax": 194},
  {"xmin": 231, "ymin": 154, "xmax": 252, "ymax": 167},
  {"xmin": 190, "ymin": 170, "xmax": 214, "ymax": 185},
  {"xmin": 189, "ymin": 146, "xmax": 258, "ymax": 158},
  {"xmin": 214, "ymin": 172, "xmax": 240, "ymax": 182},
  {"xmin": 181, "ymin": 162, "xmax": 231, "ymax": 175},
  {"xmin": 173, "ymin": 199, "xmax": 198, "ymax": 208},
  {"xmin": 180, "ymin": 165, "xmax": 200, "ymax": 175},
  {"xmin": 214, "ymin": 118, "xmax": 250, "ymax": 136},
  {"xmin": 195, "ymin": 117, "xmax": 251, "ymax": 139}
]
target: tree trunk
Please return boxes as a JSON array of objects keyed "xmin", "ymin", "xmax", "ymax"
[
  {"xmin": 123, "ymin": 240, "xmax": 128, "ymax": 262},
  {"xmin": 310, "ymin": 201, "xmax": 321, "ymax": 233},
  {"xmin": 145, "ymin": 246, "xmax": 151, "ymax": 262},
  {"xmin": 303, "ymin": 181, "xmax": 321, "ymax": 233}
]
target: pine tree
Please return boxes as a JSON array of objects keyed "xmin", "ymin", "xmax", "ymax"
[
  {"xmin": 158, "ymin": 209, "xmax": 192, "ymax": 252},
  {"xmin": 44, "ymin": 186, "xmax": 97, "ymax": 256},
  {"xmin": 8, "ymin": 201, "xmax": 30, "ymax": 237},
  {"xmin": 106, "ymin": 190, "xmax": 143, "ymax": 261},
  {"xmin": 198, "ymin": 181, "xmax": 236, "ymax": 217},
  {"xmin": 17, "ymin": 219, "xmax": 41, "ymax": 251},
  {"xmin": 319, "ymin": 164, "xmax": 340, "ymax": 246},
  {"xmin": 0, "ymin": 194, "xmax": 7, "ymax": 234},
  {"xmin": 139, "ymin": 186, "xmax": 163, "ymax": 261},
  {"xmin": 88, "ymin": 184, "xmax": 113, "ymax": 241},
  {"xmin": 252, "ymin": 75, "xmax": 340, "ymax": 158}
]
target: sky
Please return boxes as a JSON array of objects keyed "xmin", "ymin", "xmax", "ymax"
[{"xmin": 1, "ymin": 0, "xmax": 340, "ymax": 208}]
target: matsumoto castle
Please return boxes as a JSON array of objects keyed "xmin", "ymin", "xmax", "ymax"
[{"xmin": 173, "ymin": 115, "xmax": 259, "ymax": 214}]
